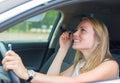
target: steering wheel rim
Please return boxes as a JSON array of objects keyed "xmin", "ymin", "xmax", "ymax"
[{"xmin": 0, "ymin": 41, "xmax": 20, "ymax": 83}]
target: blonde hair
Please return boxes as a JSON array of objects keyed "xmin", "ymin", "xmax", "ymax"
[{"xmin": 74, "ymin": 17, "xmax": 113, "ymax": 73}]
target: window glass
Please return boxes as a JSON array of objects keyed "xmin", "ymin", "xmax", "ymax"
[
  {"xmin": 0, "ymin": 10, "xmax": 59, "ymax": 42},
  {"xmin": 0, "ymin": 0, "xmax": 31, "ymax": 13}
]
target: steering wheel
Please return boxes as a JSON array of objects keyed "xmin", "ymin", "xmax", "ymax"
[{"xmin": 0, "ymin": 41, "xmax": 20, "ymax": 83}]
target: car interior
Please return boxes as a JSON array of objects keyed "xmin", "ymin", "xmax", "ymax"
[
  {"xmin": 40, "ymin": 0, "xmax": 120, "ymax": 75},
  {"xmin": 0, "ymin": 0, "xmax": 120, "ymax": 82}
]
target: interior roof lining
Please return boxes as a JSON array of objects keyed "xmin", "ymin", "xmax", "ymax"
[
  {"xmin": 59, "ymin": 1, "xmax": 120, "ymax": 15},
  {"xmin": 58, "ymin": 0, "xmax": 120, "ymax": 27},
  {"xmin": 57, "ymin": 0, "xmax": 120, "ymax": 42}
]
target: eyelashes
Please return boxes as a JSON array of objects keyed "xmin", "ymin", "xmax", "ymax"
[
  {"xmin": 73, "ymin": 29, "xmax": 77, "ymax": 33},
  {"xmin": 81, "ymin": 28, "xmax": 86, "ymax": 31},
  {"xmin": 66, "ymin": 27, "xmax": 86, "ymax": 35},
  {"xmin": 73, "ymin": 27, "xmax": 86, "ymax": 33}
]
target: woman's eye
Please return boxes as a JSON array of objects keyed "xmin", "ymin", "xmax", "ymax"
[{"xmin": 81, "ymin": 28, "xmax": 85, "ymax": 32}]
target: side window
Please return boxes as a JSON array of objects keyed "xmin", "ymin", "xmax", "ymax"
[{"xmin": 0, "ymin": 10, "xmax": 59, "ymax": 42}]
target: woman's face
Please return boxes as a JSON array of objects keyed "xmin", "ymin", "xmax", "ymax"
[{"xmin": 72, "ymin": 21, "xmax": 96, "ymax": 51}]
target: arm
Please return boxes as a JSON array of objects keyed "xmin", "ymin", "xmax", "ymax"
[
  {"xmin": 47, "ymin": 32, "xmax": 73, "ymax": 75},
  {"xmin": 27, "ymin": 60, "xmax": 120, "ymax": 83},
  {"xmin": 47, "ymin": 48, "xmax": 68, "ymax": 75},
  {"xmin": 2, "ymin": 51, "xmax": 119, "ymax": 83},
  {"xmin": 26, "ymin": 60, "xmax": 119, "ymax": 83},
  {"xmin": 60, "ymin": 65, "xmax": 74, "ymax": 76}
]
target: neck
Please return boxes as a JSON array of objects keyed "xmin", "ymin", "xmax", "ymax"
[
  {"xmin": 80, "ymin": 49, "xmax": 93, "ymax": 60},
  {"xmin": 80, "ymin": 42, "xmax": 98, "ymax": 60}
]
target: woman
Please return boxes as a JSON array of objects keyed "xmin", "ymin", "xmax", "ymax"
[{"xmin": 2, "ymin": 17, "xmax": 119, "ymax": 83}]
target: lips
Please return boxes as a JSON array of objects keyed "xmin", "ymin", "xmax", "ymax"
[{"xmin": 73, "ymin": 39, "xmax": 80, "ymax": 45}]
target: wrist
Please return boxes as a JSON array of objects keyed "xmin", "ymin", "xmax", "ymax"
[
  {"xmin": 57, "ymin": 48, "xmax": 68, "ymax": 61},
  {"xmin": 23, "ymin": 68, "xmax": 29, "ymax": 80},
  {"xmin": 26, "ymin": 69, "xmax": 36, "ymax": 82},
  {"xmin": 59, "ymin": 47, "xmax": 69, "ymax": 52}
]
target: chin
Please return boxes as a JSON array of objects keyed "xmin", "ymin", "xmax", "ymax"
[
  {"xmin": 72, "ymin": 45, "xmax": 80, "ymax": 50},
  {"xmin": 72, "ymin": 45, "xmax": 89, "ymax": 51}
]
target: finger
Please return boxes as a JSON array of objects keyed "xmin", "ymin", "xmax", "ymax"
[
  {"xmin": 61, "ymin": 32, "xmax": 67, "ymax": 39},
  {"xmin": 66, "ymin": 32, "xmax": 69, "ymax": 39},
  {"xmin": 2, "ymin": 52, "xmax": 20, "ymax": 65},
  {"xmin": 2, "ymin": 55, "xmax": 17, "ymax": 65},
  {"xmin": 69, "ymin": 34, "xmax": 73, "ymax": 41},
  {"xmin": 2, "ymin": 56, "xmax": 9, "ymax": 65},
  {"xmin": 63, "ymin": 32, "xmax": 69, "ymax": 39},
  {"xmin": 3, "ymin": 61, "xmax": 18, "ymax": 71},
  {"xmin": 7, "ymin": 50, "xmax": 20, "ymax": 59},
  {"xmin": 4, "ymin": 64, "xmax": 17, "ymax": 71},
  {"xmin": 6, "ymin": 50, "xmax": 19, "ymax": 57},
  {"xmin": 61, "ymin": 32, "xmax": 71, "ymax": 41}
]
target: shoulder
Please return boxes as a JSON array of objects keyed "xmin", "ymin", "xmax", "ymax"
[
  {"xmin": 77, "ymin": 60, "xmax": 119, "ymax": 81},
  {"xmin": 92, "ymin": 59, "xmax": 119, "ymax": 71},
  {"xmin": 86, "ymin": 60, "xmax": 119, "ymax": 78},
  {"xmin": 96, "ymin": 60, "xmax": 119, "ymax": 77},
  {"xmin": 101, "ymin": 59, "xmax": 118, "ymax": 68},
  {"xmin": 98, "ymin": 60, "xmax": 119, "ymax": 71},
  {"xmin": 76, "ymin": 60, "xmax": 119, "ymax": 82}
]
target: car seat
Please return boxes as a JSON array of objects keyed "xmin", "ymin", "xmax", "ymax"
[{"xmin": 40, "ymin": 41, "xmax": 76, "ymax": 73}]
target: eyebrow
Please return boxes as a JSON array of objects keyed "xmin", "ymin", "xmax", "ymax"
[{"xmin": 77, "ymin": 25, "xmax": 86, "ymax": 29}]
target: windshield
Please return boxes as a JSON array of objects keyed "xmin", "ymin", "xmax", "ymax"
[
  {"xmin": 0, "ymin": 0, "xmax": 51, "ymax": 23},
  {"xmin": 0, "ymin": 0, "xmax": 31, "ymax": 14}
]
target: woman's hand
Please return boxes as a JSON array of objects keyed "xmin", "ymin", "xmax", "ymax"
[
  {"xmin": 59, "ymin": 31, "xmax": 73, "ymax": 50},
  {"xmin": 2, "ymin": 51, "xmax": 29, "ymax": 80}
]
